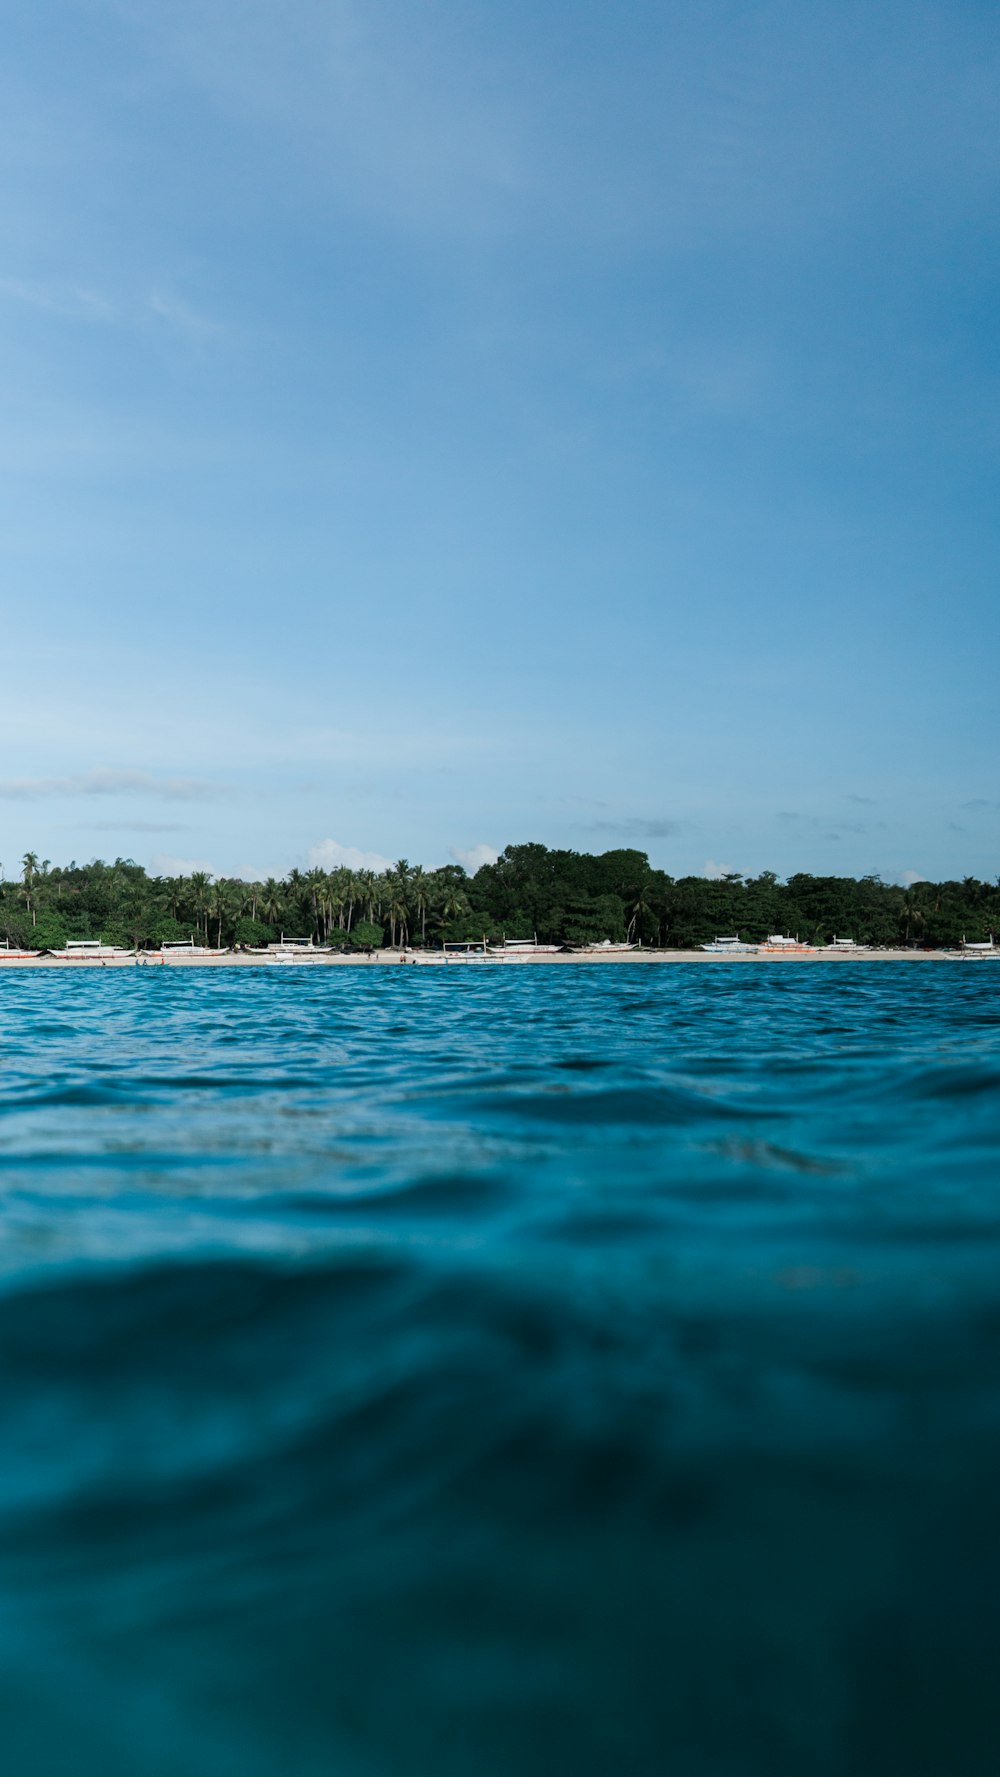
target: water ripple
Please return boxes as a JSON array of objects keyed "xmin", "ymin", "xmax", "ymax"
[{"xmin": 0, "ymin": 965, "xmax": 999, "ymax": 1774}]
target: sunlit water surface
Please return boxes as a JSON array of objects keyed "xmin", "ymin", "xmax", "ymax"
[{"xmin": 2, "ymin": 964, "xmax": 1000, "ymax": 1774}]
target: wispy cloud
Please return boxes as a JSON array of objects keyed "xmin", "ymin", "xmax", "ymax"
[
  {"xmin": 589, "ymin": 817, "xmax": 689, "ymax": 840},
  {"xmin": 117, "ymin": 0, "xmax": 526, "ymax": 238},
  {"xmin": 0, "ymin": 770, "xmax": 227, "ymax": 801},
  {"xmin": 0, "ymin": 276, "xmax": 214, "ymax": 335},
  {"xmin": 702, "ymin": 859, "xmax": 745, "ymax": 880},
  {"xmin": 0, "ymin": 277, "xmax": 117, "ymax": 322},
  {"xmin": 85, "ymin": 820, "xmax": 189, "ymax": 832},
  {"xmin": 146, "ymin": 289, "xmax": 216, "ymax": 335}
]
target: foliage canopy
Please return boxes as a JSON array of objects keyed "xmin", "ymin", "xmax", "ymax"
[{"xmin": 1, "ymin": 848, "xmax": 997, "ymax": 951}]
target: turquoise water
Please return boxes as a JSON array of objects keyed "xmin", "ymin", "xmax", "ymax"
[{"xmin": 2, "ymin": 964, "xmax": 1000, "ymax": 1774}]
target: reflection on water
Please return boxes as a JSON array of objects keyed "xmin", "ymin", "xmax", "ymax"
[{"xmin": 1, "ymin": 965, "xmax": 999, "ymax": 1774}]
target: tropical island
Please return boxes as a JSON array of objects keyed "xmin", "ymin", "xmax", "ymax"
[{"xmin": 2, "ymin": 845, "xmax": 997, "ymax": 953}]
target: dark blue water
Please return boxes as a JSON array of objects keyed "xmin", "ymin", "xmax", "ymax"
[{"xmin": 2, "ymin": 964, "xmax": 999, "ymax": 1775}]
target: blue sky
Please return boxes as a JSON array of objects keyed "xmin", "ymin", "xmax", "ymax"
[{"xmin": 1, "ymin": 0, "xmax": 997, "ymax": 884}]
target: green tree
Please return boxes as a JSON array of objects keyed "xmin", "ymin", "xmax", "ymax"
[{"xmin": 349, "ymin": 919, "xmax": 383, "ymax": 951}]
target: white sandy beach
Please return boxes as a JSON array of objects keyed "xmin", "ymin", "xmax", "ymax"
[{"xmin": 0, "ymin": 949, "xmax": 992, "ymax": 969}]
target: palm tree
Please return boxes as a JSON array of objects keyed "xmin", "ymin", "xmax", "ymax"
[
  {"xmin": 627, "ymin": 887, "xmax": 652, "ymax": 944},
  {"xmin": 21, "ymin": 853, "xmax": 39, "ymax": 926},
  {"xmin": 341, "ymin": 869, "xmax": 357, "ymax": 933},
  {"xmin": 244, "ymin": 880, "xmax": 262, "ymax": 923},
  {"xmin": 385, "ymin": 876, "xmax": 409, "ymax": 948},
  {"xmin": 410, "ymin": 866, "xmax": 429, "ymax": 945},
  {"xmin": 437, "ymin": 884, "xmax": 468, "ymax": 939},
  {"xmin": 210, "ymin": 878, "xmax": 234, "ymax": 948},
  {"xmin": 304, "ymin": 868, "xmax": 327, "ymax": 942},
  {"xmin": 357, "ymin": 871, "xmax": 377, "ymax": 924},
  {"xmin": 898, "ymin": 895, "xmax": 926, "ymax": 948},
  {"xmin": 324, "ymin": 879, "xmax": 346, "ymax": 938},
  {"xmin": 188, "ymin": 872, "xmax": 212, "ymax": 944},
  {"xmin": 261, "ymin": 878, "xmax": 284, "ymax": 929}
]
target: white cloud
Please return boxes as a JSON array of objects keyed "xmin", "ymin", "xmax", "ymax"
[
  {"xmin": 308, "ymin": 837, "xmax": 393, "ymax": 873},
  {"xmin": 231, "ymin": 862, "xmax": 288, "ymax": 884},
  {"xmin": 149, "ymin": 853, "xmax": 215, "ymax": 878},
  {"xmin": 450, "ymin": 843, "xmax": 498, "ymax": 873},
  {"xmin": 0, "ymin": 770, "xmax": 226, "ymax": 801},
  {"xmin": 899, "ymin": 869, "xmax": 927, "ymax": 886},
  {"xmin": 702, "ymin": 858, "xmax": 745, "ymax": 880}
]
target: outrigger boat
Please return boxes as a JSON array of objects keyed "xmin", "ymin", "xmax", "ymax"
[
  {"xmin": 960, "ymin": 936, "xmax": 997, "ymax": 956},
  {"xmin": 759, "ymin": 935, "xmax": 817, "ymax": 954},
  {"xmin": 48, "ymin": 939, "xmax": 135, "ymax": 959},
  {"xmin": 443, "ymin": 941, "xmax": 500, "ymax": 964},
  {"xmin": 489, "ymin": 935, "xmax": 561, "ymax": 957},
  {"xmin": 149, "ymin": 938, "xmax": 229, "ymax": 959},
  {"xmin": 247, "ymin": 935, "xmax": 328, "ymax": 963},
  {"xmin": 701, "ymin": 936, "xmax": 757, "ymax": 954},
  {"xmin": 0, "ymin": 939, "xmax": 38, "ymax": 961}
]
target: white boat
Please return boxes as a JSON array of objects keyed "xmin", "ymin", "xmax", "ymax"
[
  {"xmin": 48, "ymin": 939, "xmax": 135, "ymax": 959},
  {"xmin": 247, "ymin": 935, "xmax": 328, "ymax": 963},
  {"xmin": 443, "ymin": 942, "xmax": 500, "ymax": 964},
  {"xmin": 488, "ymin": 935, "xmax": 561, "ymax": 957},
  {"xmin": 759, "ymin": 935, "xmax": 816, "ymax": 954},
  {"xmin": 0, "ymin": 939, "xmax": 38, "ymax": 960},
  {"xmin": 701, "ymin": 936, "xmax": 757, "ymax": 954},
  {"xmin": 825, "ymin": 937, "xmax": 864, "ymax": 951},
  {"xmin": 961, "ymin": 936, "xmax": 996, "ymax": 955},
  {"xmin": 151, "ymin": 939, "xmax": 228, "ymax": 959},
  {"xmin": 582, "ymin": 940, "xmax": 637, "ymax": 952}
]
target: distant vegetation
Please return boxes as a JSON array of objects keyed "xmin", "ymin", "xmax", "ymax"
[{"xmin": 2, "ymin": 846, "xmax": 998, "ymax": 951}]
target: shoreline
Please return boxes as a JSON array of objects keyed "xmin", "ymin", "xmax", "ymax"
[{"xmin": 0, "ymin": 948, "xmax": 994, "ymax": 969}]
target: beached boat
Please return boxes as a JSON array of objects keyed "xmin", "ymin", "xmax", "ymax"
[
  {"xmin": 825, "ymin": 937, "xmax": 864, "ymax": 951},
  {"xmin": 759, "ymin": 935, "xmax": 817, "ymax": 954},
  {"xmin": 581, "ymin": 940, "xmax": 637, "ymax": 952},
  {"xmin": 960, "ymin": 936, "xmax": 997, "ymax": 955},
  {"xmin": 48, "ymin": 939, "xmax": 135, "ymax": 959},
  {"xmin": 0, "ymin": 939, "xmax": 38, "ymax": 960},
  {"xmin": 488, "ymin": 936, "xmax": 561, "ymax": 957},
  {"xmin": 247, "ymin": 935, "xmax": 328, "ymax": 963},
  {"xmin": 443, "ymin": 942, "xmax": 500, "ymax": 963},
  {"xmin": 151, "ymin": 939, "xmax": 229, "ymax": 959},
  {"xmin": 701, "ymin": 936, "xmax": 758, "ymax": 954}
]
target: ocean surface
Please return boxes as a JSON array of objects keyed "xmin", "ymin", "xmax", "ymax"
[{"xmin": 1, "ymin": 963, "xmax": 999, "ymax": 1775}]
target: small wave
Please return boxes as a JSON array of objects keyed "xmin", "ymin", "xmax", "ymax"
[
  {"xmin": 888, "ymin": 1061, "xmax": 1000, "ymax": 1101},
  {"xmin": 274, "ymin": 1172, "xmax": 514, "ymax": 1219},
  {"xmin": 464, "ymin": 1083, "xmax": 773, "ymax": 1126},
  {"xmin": 0, "ymin": 1082, "xmax": 157, "ymax": 1112}
]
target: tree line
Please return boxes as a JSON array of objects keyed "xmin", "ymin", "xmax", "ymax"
[{"xmin": 2, "ymin": 845, "xmax": 997, "ymax": 951}]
